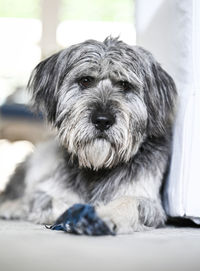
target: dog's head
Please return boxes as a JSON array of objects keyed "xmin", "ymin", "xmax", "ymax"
[{"xmin": 28, "ymin": 37, "xmax": 177, "ymax": 170}]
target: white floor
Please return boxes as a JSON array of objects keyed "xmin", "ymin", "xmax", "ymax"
[{"xmin": 1, "ymin": 220, "xmax": 200, "ymax": 271}]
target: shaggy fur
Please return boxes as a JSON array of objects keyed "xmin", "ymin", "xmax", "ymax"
[{"xmin": 0, "ymin": 37, "xmax": 177, "ymax": 235}]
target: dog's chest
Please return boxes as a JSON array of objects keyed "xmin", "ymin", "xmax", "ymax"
[{"xmin": 65, "ymin": 165, "xmax": 133, "ymax": 205}]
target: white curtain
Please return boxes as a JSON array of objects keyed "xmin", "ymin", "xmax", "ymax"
[{"xmin": 135, "ymin": 0, "xmax": 200, "ymax": 222}]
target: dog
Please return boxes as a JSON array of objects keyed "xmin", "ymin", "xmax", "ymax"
[{"xmin": 0, "ymin": 37, "xmax": 177, "ymax": 235}]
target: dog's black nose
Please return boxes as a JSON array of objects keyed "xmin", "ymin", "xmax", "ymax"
[{"xmin": 91, "ymin": 112, "xmax": 115, "ymax": 131}]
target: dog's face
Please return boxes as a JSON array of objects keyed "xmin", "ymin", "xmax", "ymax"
[{"xmin": 29, "ymin": 38, "xmax": 176, "ymax": 170}]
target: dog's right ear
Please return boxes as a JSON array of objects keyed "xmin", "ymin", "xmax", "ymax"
[{"xmin": 27, "ymin": 51, "xmax": 62, "ymax": 123}]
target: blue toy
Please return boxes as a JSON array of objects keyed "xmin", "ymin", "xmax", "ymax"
[{"xmin": 48, "ymin": 204, "xmax": 115, "ymax": 236}]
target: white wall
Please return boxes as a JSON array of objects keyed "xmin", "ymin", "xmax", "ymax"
[{"xmin": 135, "ymin": 0, "xmax": 200, "ymax": 221}]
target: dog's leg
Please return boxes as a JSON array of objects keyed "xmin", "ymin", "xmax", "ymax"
[
  {"xmin": 96, "ymin": 196, "xmax": 166, "ymax": 234},
  {"xmin": 25, "ymin": 180, "xmax": 84, "ymax": 225},
  {"xmin": 0, "ymin": 160, "xmax": 28, "ymax": 220},
  {"xmin": 96, "ymin": 170, "xmax": 166, "ymax": 234}
]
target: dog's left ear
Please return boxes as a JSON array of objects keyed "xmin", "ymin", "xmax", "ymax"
[
  {"xmin": 27, "ymin": 51, "xmax": 62, "ymax": 122},
  {"xmin": 141, "ymin": 52, "xmax": 177, "ymax": 137}
]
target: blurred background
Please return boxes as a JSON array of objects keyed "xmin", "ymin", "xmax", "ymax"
[{"xmin": 0, "ymin": 0, "xmax": 135, "ymax": 191}]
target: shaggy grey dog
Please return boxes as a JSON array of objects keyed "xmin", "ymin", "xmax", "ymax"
[{"xmin": 0, "ymin": 37, "xmax": 177, "ymax": 235}]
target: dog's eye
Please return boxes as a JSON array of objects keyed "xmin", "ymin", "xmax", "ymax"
[
  {"xmin": 118, "ymin": 81, "xmax": 132, "ymax": 92},
  {"xmin": 78, "ymin": 76, "xmax": 95, "ymax": 89}
]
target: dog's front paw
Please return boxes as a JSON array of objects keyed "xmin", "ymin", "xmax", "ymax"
[{"xmin": 48, "ymin": 204, "xmax": 115, "ymax": 236}]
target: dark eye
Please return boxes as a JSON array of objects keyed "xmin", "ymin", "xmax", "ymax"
[
  {"xmin": 78, "ymin": 76, "xmax": 95, "ymax": 89},
  {"xmin": 118, "ymin": 81, "xmax": 132, "ymax": 92}
]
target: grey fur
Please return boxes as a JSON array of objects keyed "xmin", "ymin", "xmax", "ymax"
[{"xmin": 0, "ymin": 37, "xmax": 177, "ymax": 233}]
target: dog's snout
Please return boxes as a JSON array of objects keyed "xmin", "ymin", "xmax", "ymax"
[{"xmin": 92, "ymin": 112, "xmax": 115, "ymax": 131}]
